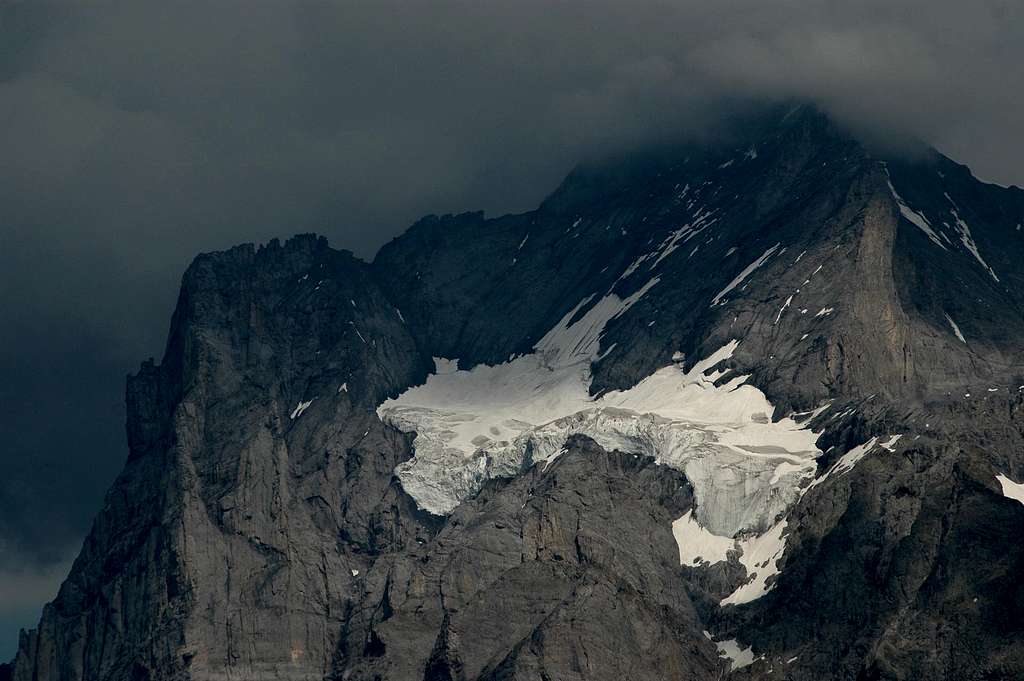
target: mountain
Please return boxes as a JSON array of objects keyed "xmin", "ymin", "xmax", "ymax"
[{"xmin": 7, "ymin": 105, "xmax": 1024, "ymax": 681}]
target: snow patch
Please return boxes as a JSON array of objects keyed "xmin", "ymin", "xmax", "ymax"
[
  {"xmin": 996, "ymin": 474, "xmax": 1024, "ymax": 506},
  {"xmin": 652, "ymin": 207, "xmax": 717, "ymax": 268},
  {"xmin": 704, "ymin": 632, "xmax": 755, "ymax": 671},
  {"xmin": 879, "ymin": 434, "xmax": 902, "ymax": 451},
  {"xmin": 949, "ymin": 206, "xmax": 999, "ymax": 282},
  {"xmin": 290, "ymin": 399, "xmax": 315, "ymax": 420},
  {"xmin": 432, "ymin": 357, "xmax": 460, "ymax": 374},
  {"xmin": 619, "ymin": 252, "xmax": 656, "ymax": 280},
  {"xmin": 719, "ymin": 519, "xmax": 790, "ymax": 606},
  {"xmin": 673, "ymin": 511, "xmax": 736, "ymax": 566},
  {"xmin": 885, "ymin": 168, "xmax": 947, "ymax": 250},
  {"xmin": 945, "ymin": 313, "xmax": 967, "ymax": 343},
  {"xmin": 775, "ymin": 295, "xmax": 793, "ymax": 324},
  {"xmin": 808, "ymin": 437, "xmax": 880, "ymax": 488},
  {"xmin": 711, "ymin": 244, "xmax": 781, "ymax": 306}
]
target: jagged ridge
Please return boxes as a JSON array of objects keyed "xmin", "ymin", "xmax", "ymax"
[{"xmin": 8, "ymin": 105, "xmax": 1024, "ymax": 681}]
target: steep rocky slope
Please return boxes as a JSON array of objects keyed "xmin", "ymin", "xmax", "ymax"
[
  {"xmin": 7, "ymin": 106, "xmax": 1024, "ymax": 680},
  {"xmin": 9, "ymin": 239, "xmax": 437, "ymax": 680}
]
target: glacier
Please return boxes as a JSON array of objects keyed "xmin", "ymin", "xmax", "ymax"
[{"xmin": 378, "ymin": 278, "xmax": 825, "ymax": 558}]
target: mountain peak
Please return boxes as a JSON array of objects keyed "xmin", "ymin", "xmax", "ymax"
[{"xmin": 9, "ymin": 103, "xmax": 1024, "ymax": 681}]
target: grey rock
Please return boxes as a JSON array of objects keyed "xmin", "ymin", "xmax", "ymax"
[
  {"xmin": 335, "ymin": 435, "xmax": 724, "ymax": 681},
  {"xmin": 8, "ymin": 105, "xmax": 1024, "ymax": 680}
]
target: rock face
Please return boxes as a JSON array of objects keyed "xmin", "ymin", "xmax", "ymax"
[
  {"xmin": 8, "ymin": 105, "xmax": 1024, "ymax": 680},
  {"xmin": 9, "ymin": 238, "xmax": 436, "ymax": 681},
  {"xmin": 338, "ymin": 434, "xmax": 719, "ymax": 681}
]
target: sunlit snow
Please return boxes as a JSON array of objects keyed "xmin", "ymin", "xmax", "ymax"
[
  {"xmin": 719, "ymin": 519, "xmax": 789, "ymax": 606},
  {"xmin": 710, "ymin": 244, "xmax": 781, "ymax": 307},
  {"xmin": 673, "ymin": 510, "xmax": 791, "ymax": 605},
  {"xmin": 673, "ymin": 511, "xmax": 736, "ymax": 566},
  {"xmin": 945, "ymin": 194, "xmax": 1000, "ymax": 282},
  {"xmin": 879, "ymin": 434, "xmax": 902, "ymax": 451},
  {"xmin": 378, "ymin": 276, "xmax": 858, "ymax": 609},
  {"xmin": 379, "ymin": 280, "xmax": 659, "ymax": 515},
  {"xmin": 945, "ymin": 313, "xmax": 967, "ymax": 344},
  {"xmin": 704, "ymin": 632, "xmax": 755, "ymax": 671},
  {"xmin": 775, "ymin": 295, "xmax": 793, "ymax": 324},
  {"xmin": 996, "ymin": 474, "xmax": 1024, "ymax": 506},
  {"xmin": 885, "ymin": 168, "xmax": 947, "ymax": 250},
  {"xmin": 290, "ymin": 399, "xmax": 314, "ymax": 420},
  {"xmin": 807, "ymin": 437, "xmax": 880, "ymax": 489},
  {"xmin": 652, "ymin": 206, "xmax": 718, "ymax": 269},
  {"xmin": 380, "ymin": 276, "xmax": 824, "ymax": 550}
]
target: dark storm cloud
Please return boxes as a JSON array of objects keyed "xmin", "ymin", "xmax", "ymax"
[{"xmin": 1, "ymin": 0, "xmax": 1021, "ymax": 654}]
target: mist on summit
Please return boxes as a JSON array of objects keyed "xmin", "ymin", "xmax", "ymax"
[{"xmin": 2, "ymin": 1, "xmax": 1024, "ymax": 675}]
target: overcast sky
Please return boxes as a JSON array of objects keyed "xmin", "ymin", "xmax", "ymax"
[{"xmin": 1, "ymin": 0, "xmax": 1022, "ymax": 659}]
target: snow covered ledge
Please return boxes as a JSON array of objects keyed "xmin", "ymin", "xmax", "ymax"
[{"xmin": 997, "ymin": 474, "xmax": 1024, "ymax": 506}]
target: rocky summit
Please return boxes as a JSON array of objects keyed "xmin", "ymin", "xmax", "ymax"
[{"xmin": 6, "ymin": 105, "xmax": 1024, "ymax": 681}]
